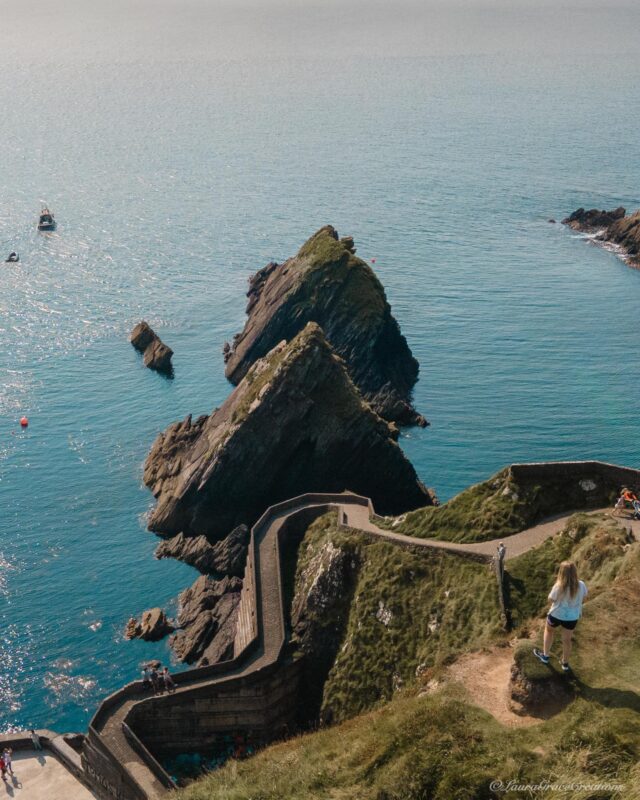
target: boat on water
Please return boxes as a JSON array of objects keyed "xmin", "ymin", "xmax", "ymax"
[
  {"xmin": 38, "ymin": 207, "xmax": 56, "ymax": 231},
  {"xmin": 5, "ymin": 252, "xmax": 19, "ymax": 263}
]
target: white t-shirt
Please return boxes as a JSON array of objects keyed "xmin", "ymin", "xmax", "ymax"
[{"xmin": 548, "ymin": 580, "xmax": 588, "ymax": 621}]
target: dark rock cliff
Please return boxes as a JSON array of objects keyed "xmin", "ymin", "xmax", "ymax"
[
  {"xmin": 155, "ymin": 525, "xmax": 249, "ymax": 576},
  {"xmin": 223, "ymin": 226, "xmax": 426, "ymax": 426},
  {"xmin": 563, "ymin": 206, "xmax": 640, "ymax": 266},
  {"xmin": 144, "ymin": 322, "xmax": 432, "ymax": 540}
]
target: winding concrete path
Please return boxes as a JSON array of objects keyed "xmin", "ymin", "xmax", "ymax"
[{"xmin": 86, "ymin": 493, "xmax": 631, "ymax": 800}]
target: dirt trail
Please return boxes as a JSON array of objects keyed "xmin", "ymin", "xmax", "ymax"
[{"xmin": 445, "ymin": 647, "xmax": 541, "ymax": 727}]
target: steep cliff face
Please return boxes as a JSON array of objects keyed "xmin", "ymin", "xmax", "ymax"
[
  {"xmin": 144, "ymin": 322, "xmax": 432, "ymax": 540},
  {"xmin": 223, "ymin": 226, "xmax": 426, "ymax": 426}
]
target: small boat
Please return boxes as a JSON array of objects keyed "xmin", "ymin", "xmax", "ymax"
[
  {"xmin": 5, "ymin": 252, "xmax": 19, "ymax": 263},
  {"xmin": 38, "ymin": 207, "xmax": 56, "ymax": 231}
]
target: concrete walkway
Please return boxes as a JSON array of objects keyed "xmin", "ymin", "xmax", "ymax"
[{"xmin": 6, "ymin": 750, "xmax": 97, "ymax": 800}]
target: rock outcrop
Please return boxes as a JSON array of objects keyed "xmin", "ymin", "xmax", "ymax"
[
  {"xmin": 155, "ymin": 525, "xmax": 249, "ymax": 576},
  {"xmin": 144, "ymin": 322, "xmax": 433, "ymax": 540},
  {"xmin": 291, "ymin": 539, "xmax": 358, "ymax": 724},
  {"xmin": 223, "ymin": 226, "xmax": 426, "ymax": 426},
  {"xmin": 508, "ymin": 642, "xmax": 573, "ymax": 717},
  {"xmin": 562, "ymin": 206, "xmax": 640, "ymax": 267},
  {"xmin": 170, "ymin": 575, "xmax": 242, "ymax": 665},
  {"xmin": 562, "ymin": 206, "xmax": 626, "ymax": 231},
  {"xmin": 124, "ymin": 608, "xmax": 174, "ymax": 641},
  {"xmin": 130, "ymin": 321, "xmax": 174, "ymax": 374}
]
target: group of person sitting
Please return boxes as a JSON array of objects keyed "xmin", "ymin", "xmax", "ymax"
[{"xmin": 612, "ymin": 487, "xmax": 640, "ymax": 519}]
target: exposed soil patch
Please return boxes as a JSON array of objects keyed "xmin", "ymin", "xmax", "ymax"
[{"xmin": 445, "ymin": 647, "xmax": 543, "ymax": 727}]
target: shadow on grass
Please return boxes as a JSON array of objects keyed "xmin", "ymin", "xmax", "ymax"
[{"xmin": 572, "ymin": 676, "xmax": 640, "ymax": 713}]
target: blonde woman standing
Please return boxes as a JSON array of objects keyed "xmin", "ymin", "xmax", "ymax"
[{"xmin": 534, "ymin": 561, "xmax": 587, "ymax": 672}]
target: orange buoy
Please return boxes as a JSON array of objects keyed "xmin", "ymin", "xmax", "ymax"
[{"xmin": 20, "ymin": 416, "xmax": 28, "ymax": 428}]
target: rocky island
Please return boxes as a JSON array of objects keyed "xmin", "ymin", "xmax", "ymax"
[
  {"xmin": 131, "ymin": 320, "xmax": 174, "ymax": 374},
  {"xmin": 145, "ymin": 321, "xmax": 432, "ymax": 542},
  {"xmin": 563, "ymin": 206, "xmax": 640, "ymax": 266},
  {"xmin": 224, "ymin": 225, "xmax": 427, "ymax": 427}
]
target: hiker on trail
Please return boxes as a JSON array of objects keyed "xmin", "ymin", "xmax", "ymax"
[
  {"xmin": 162, "ymin": 667, "xmax": 176, "ymax": 693},
  {"xmin": 150, "ymin": 666, "xmax": 161, "ymax": 694},
  {"xmin": 622, "ymin": 488, "xmax": 637, "ymax": 509},
  {"xmin": 29, "ymin": 729, "xmax": 42, "ymax": 751},
  {"xmin": 613, "ymin": 494, "xmax": 626, "ymax": 517},
  {"xmin": 534, "ymin": 561, "xmax": 587, "ymax": 672},
  {"xmin": 2, "ymin": 748, "xmax": 13, "ymax": 776},
  {"xmin": 497, "ymin": 542, "xmax": 506, "ymax": 560},
  {"xmin": 141, "ymin": 666, "xmax": 151, "ymax": 690}
]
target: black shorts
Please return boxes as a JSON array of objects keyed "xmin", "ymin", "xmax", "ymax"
[{"xmin": 547, "ymin": 614, "xmax": 578, "ymax": 630}]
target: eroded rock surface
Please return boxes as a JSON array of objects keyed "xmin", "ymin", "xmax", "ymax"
[
  {"xmin": 156, "ymin": 525, "xmax": 249, "ymax": 576},
  {"xmin": 144, "ymin": 322, "xmax": 433, "ymax": 540},
  {"xmin": 223, "ymin": 226, "xmax": 426, "ymax": 426},
  {"xmin": 562, "ymin": 206, "xmax": 640, "ymax": 266},
  {"xmin": 562, "ymin": 206, "xmax": 626, "ymax": 231},
  {"xmin": 291, "ymin": 539, "xmax": 359, "ymax": 724},
  {"xmin": 171, "ymin": 575, "xmax": 242, "ymax": 665},
  {"xmin": 130, "ymin": 321, "xmax": 174, "ymax": 374},
  {"xmin": 124, "ymin": 607, "xmax": 174, "ymax": 641}
]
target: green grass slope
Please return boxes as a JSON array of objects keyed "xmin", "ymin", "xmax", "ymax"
[
  {"xmin": 389, "ymin": 465, "xmax": 619, "ymax": 543},
  {"xmin": 175, "ymin": 514, "xmax": 640, "ymax": 800}
]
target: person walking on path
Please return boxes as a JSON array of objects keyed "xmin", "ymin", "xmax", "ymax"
[
  {"xmin": 0, "ymin": 755, "xmax": 6, "ymax": 782},
  {"xmin": 2, "ymin": 748, "xmax": 13, "ymax": 776},
  {"xmin": 162, "ymin": 667, "xmax": 176, "ymax": 693},
  {"xmin": 534, "ymin": 561, "xmax": 588, "ymax": 672},
  {"xmin": 29, "ymin": 730, "xmax": 42, "ymax": 751},
  {"xmin": 141, "ymin": 666, "xmax": 151, "ymax": 691}
]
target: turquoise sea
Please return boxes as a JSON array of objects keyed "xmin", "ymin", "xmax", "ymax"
[{"xmin": 1, "ymin": 42, "xmax": 640, "ymax": 732}]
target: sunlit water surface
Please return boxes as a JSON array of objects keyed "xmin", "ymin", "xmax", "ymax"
[{"xmin": 1, "ymin": 54, "xmax": 640, "ymax": 731}]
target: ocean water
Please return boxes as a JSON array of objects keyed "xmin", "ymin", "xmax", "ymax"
[{"xmin": 1, "ymin": 48, "xmax": 640, "ymax": 733}]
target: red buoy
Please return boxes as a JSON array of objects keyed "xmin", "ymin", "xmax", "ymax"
[
  {"xmin": 371, "ymin": 258, "xmax": 376, "ymax": 263},
  {"xmin": 20, "ymin": 416, "xmax": 28, "ymax": 428}
]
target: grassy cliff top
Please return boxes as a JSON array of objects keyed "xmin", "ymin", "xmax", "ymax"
[
  {"xmin": 389, "ymin": 464, "xmax": 620, "ymax": 543},
  {"xmin": 175, "ymin": 514, "xmax": 640, "ymax": 800}
]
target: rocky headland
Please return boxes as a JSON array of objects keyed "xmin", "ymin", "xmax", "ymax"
[
  {"xmin": 130, "ymin": 320, "xmax": 174, "ymax": 374},
  {"xmin": 145, "ymin": 321, "xmax": 432, "ymax": 541},
  {"xmin": 562, "ymin": 206, "xmax": 640, "ymax": 266},
  {"xmin": 223, "ymin": 225, "xmax": 426, "ymax": 427},
  {"xmin": 134, "ymin": 229, "xmax": 433, "ymax": 667}
]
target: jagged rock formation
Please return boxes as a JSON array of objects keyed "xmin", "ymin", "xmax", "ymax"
[
  {"xmin": 144, "ymin": 322, "xmax": 433, "ymax": 540},
  {"xmin": 291, "ymin": 539, "xmax": 358, "ymax": 724},
  {"xmin": 562, "ymin": 206, "xmax": 626, "ymax": 231},
  {"xmin": 130, "ymin": 321, "xmax": 174, "ymax": 374},
  {"xmin": 563, "ymin": 206, "xmax": 640, "ymax": 266},
  {"xmin": 155, "ymin": 525, "xmax": 249, "ymax": 576},
  {"xmin": 124, "ymin": 608, "xmax": 174, "ymax": 641},
  {"xmin": 223, "ymin": 226, "xmax": 426, "ymax": 426},
  {"xmin": 171, "ymin": 575, "xmax": 242, "ymax": 665}
]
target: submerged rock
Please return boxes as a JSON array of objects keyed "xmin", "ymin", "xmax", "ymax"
[
  {"xmin": 155, "ymin": 525, "xmax": 249, "ymax": 576},
  {"xmin": 171, "ymin": 575, "xmax": 242, "ymax": 665},
  {"xmin": 224, "ymin": 226, "xmax": 426, "ymax": 426},
  {"xmin": 124, "ymin": 607, "xmax": 174, "ymax": 642},
  {"xmin": 144, "ymin": 322, "xmax": 433, "ymax": 539},
  {"xmin": 130, "ymin": 321, "xmax": 174, "ymax": 374}
]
